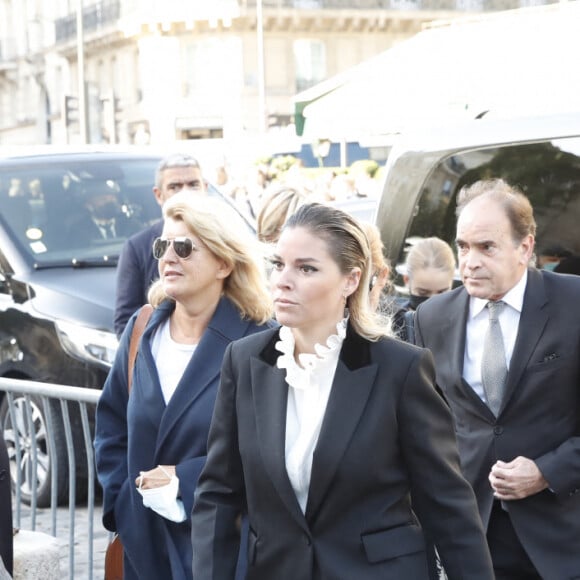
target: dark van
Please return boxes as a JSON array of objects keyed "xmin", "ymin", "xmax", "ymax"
[{"xmin": 375, "ymin": 111, "xmax": 580, "ymax": 291}]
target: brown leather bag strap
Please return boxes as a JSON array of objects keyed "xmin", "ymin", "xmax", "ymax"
[{"xmin": 127, "ymin": 304, "xmax": 154, "ymax": 393}]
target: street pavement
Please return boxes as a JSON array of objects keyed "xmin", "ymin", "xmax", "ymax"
[{"xmin": 14, "ymin": 498, "xmax": 108, "ymax": 580}]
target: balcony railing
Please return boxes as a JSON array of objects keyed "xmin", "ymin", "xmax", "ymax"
[
  {"xmin": 246, "ymin": 0, "xmax": 556, "ymax": 9},
  {"xmin": 55, "ymin": 0, "xmax": 121, "ymax": 44},
  {"xmin": 52, "ymin": 0, "xmax": 557, "ymax": 46}
]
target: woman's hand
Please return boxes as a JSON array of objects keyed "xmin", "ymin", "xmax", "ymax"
[{"xmin": 135, "ymin": 465, "xmax": 176, "ymax": 489}]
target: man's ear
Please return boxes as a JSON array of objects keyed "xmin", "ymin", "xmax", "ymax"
[
  {"xmin": 520, "ymin": 235, "xmax": 535, "ymax": 265},
  {"xmin": 153, "ymin": 186, "xmax": 164, "ymax": 207}
]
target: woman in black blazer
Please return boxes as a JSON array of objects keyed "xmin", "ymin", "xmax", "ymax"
[{"xmin": 191, "ymin": 203, "xmax": 494, "ymax": 580}]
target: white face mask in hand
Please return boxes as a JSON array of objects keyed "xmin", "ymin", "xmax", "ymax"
[{"xmin": 137, "ymin": 469, "xmax": 187, "ymax": 523}]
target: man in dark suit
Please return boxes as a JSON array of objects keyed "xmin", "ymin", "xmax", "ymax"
[
  {"xmin": 414, "ymin": 178, "xmax": 580, "ymax": 579},
  {"xmin": 0, "ymin": 435, "xmax": 12, "ymax": 577},
  {"xmin": 66, "ymin": 179, "xmax": 141, "ymax": 246},
  {"xmin": 113, "ymin": 153, "xmax": 206, "ymax": 337}
]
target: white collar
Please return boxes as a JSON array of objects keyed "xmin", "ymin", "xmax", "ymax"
[
  {"xmin": 275, "ymin": 318, "xmax": 347, "ymax": 391},
  {"xmin": 470, "ymin": 269, "xmax": 528, "ymax": 318}
]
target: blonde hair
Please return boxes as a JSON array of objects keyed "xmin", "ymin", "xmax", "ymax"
[
  {"xmin": 360, "ymin": 221, "xmax": 389, "ymax": 273},
  {"xmin": 284, "ymin": 203, "xmax": 391, "ymax": 341},
  {"xmin": 148, "ymin": 193, "xmax": 273, "ymax": 324},
  {"xmin": 406, "ymin": 237, "xmax": 456, "ymax": 282},
  {"xmin": 256, "ymin": 186, "xmax": 308, "ymax": 244}
]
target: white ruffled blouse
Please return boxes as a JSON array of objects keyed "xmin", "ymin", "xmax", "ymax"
[{"xmin": 275, "ymin": 318, "xmax": 347, "ymax": 513}]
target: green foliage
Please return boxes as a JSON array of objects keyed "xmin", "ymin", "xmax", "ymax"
[
  {"xmin": 270, "ymin": 155, "xmax": 300, "ymax": 174},
  {"xmin": 349, "ymin": 159, "xmax": 380, "ymax": 178}
]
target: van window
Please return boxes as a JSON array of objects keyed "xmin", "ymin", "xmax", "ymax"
[{"xmin": 395, "ymin": 136, "xmax": 580, "ymax": 285}]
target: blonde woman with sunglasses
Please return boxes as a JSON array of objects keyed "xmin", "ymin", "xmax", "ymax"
[{"xmin": 95, "ymin": 193, "xmax": 275, "ymax": 580}]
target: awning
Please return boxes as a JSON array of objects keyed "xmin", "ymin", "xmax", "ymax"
[
  {"xmin": 292, "ymin": 51, "xmax": 390, "ymax": 137},
  {"xmin": 298, "ymin": 3, "xmax": 580, "ymax": 140}
]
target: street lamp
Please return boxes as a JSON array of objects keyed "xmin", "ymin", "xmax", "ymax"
[
  {"xmin": 312, "ymin": 138, "xmax": 331, "ymax": 167},
  {"xmin": 256, "ymin": 0, "xmax": 266, "ymax": 133},
  {"xmin": 76, "ymin": 0, "xmax": 88, "ymax": 143}
]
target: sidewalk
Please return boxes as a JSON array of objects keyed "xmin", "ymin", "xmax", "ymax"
[{"xmin": 15, "ymin": 500, "xmax": 108, "ymax": 580}]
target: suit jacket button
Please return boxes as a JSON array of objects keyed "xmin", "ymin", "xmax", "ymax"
[
  {"xmin": 303, "ymin": 535, "xmax": 312, "ymax": 546},
  {"xmin": 493, "ymin": 426, "xmax": 503, "ymax": 435}
]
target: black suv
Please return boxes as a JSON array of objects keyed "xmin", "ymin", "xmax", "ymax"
[
  {"xmin": 375, "ymin": 111, "xmax": 580, "ymax": 290},
  {"xmin": 0, "ymin": 148, "xmax": 251, "ymax": 505}
]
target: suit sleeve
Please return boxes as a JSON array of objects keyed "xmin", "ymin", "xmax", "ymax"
[
  {"xmin": 191, "ymin": 342, "xmax": 245, "ymax": 580},
  {"xmin": 534, "ymin": 435, "xmax": 580, "ymax": 495},
  {"xmin": 398, "ymin": 348, "xmax": 494, "ymax": 579},
  {"xmin": 114, "ymin": 238, "xmax": 145, "ymax": 339}
]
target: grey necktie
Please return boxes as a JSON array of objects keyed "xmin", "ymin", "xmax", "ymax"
[{"xmin": 481, "ymin": 300, "xmax": 507, "ymax": 416}]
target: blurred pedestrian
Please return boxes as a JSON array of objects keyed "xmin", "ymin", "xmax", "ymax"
[
  {"xmin": 256, "ymin": 185, "xmax": 308, "ymax": 244},
  {"xmin": 535, "ymin": 242, "xmax": 572, "ymax": 271},
  {"xmin": 114, "ymin": 153, "xmax": 206, "ymax": 338},
  {"xmin": 553, "ymin": 254, "xmax": 580, "ymax": 275},
  {"xmin": 192, "ymin": 202, "xmax": 493, "ymax": 580},
  {"xmin": 415, "ymin": 178, "xmax": 580, "ymax": 579},
  {"xmin": 95, "ymin": 193, "xmax": 274, "ymax": 580},
  {"xmin": 393, "ymin": 237, "xmax": 456, "ymax": 342}
]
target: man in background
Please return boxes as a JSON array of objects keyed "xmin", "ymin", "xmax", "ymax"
[
  {"xmin": 414, "ymin": 178, "xmax": 580, "ymax": 579},
  {"xmin": 66, "ymin": 180, "xmax": 140, "ymax": 246},
  {"xmin": 114, "ymin": 153, "xmax": 206, "ymax": 337}
]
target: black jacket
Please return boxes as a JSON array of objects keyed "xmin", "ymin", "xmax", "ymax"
[
  {"xmin": 415, "ymin": 268, "xmax": 580, "ymax": 579},
  {"xmin": 114, "ymin": 220, "xmax": 162, "ymax": 337},
  {"xmin": 192, "ymin": 326, "xmax": 493, "ymax": 579}
]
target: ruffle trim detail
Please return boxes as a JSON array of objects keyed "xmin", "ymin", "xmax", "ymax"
[{"xmin": 275, "ymin": 318, "xmax": 347, "ymax": 390}]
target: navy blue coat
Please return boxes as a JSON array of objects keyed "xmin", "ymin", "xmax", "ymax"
[
  {"xmin": 114, "ymin": 220, "xmax": 162, "ymax": 338},
  {"xmin": 95, "ymin": 297, "xmax": 274, "ymax": 580}
]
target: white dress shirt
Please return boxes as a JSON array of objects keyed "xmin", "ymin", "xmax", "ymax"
[
  {"xmin": 463, "ymin": 270, "xmax": 527, "ymax": 403},
  {"xmin": 275, "ymin": 320, "xmax": 346, "ymax": 513},
  {"xmin": 151, "ymin": 319, "xmax": 197, "ymax": 405}
]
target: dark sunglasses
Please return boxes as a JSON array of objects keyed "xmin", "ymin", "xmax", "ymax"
[{"xmin": 152, "ymin": 237, "xmax": 197, "ymax": 260}]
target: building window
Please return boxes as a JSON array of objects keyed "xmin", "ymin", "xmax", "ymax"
[
  {"xmin": 182, "ymin": 37, "xmax": 242, "ymax": 100},
  {"xmin": 390, "ymin": 0, "xmax": 421, "ymax": 9},
  {"xmin": 294, "ymin": 39, "xmax": 326, "ymax": 93}
]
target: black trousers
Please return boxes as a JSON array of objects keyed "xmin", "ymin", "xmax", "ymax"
[{"xmin": 487, "ymin": 501, "xmax": 541, "ymax": 580}]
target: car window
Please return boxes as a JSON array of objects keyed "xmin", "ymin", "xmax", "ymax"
[
  {"xmin": 392, "ymin": 136, "xmax": 580, "ymax": 287},
  {"xmin": 0, "ymin": 157, "xmax": 161, "ymax": 266}
]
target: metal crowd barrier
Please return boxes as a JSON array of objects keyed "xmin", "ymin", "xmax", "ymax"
[{"xmin": 0, "ymin": 377, "xmax": 102, "ymax": 580}]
